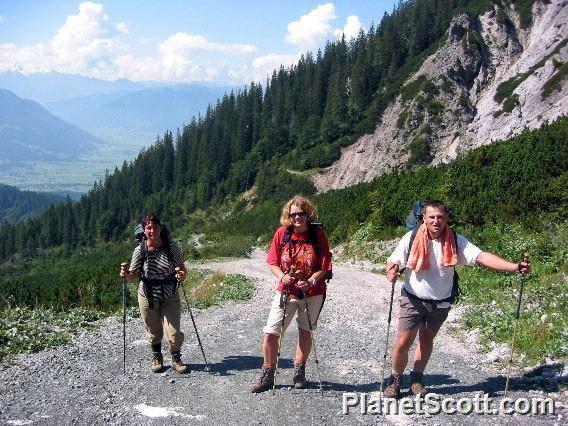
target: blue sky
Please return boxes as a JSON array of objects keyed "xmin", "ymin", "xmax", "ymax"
[{"xmin": 0, "ymin": 1, "xmax": 398, "ymax": 84}]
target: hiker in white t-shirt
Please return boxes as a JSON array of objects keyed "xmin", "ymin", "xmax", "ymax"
[{"xmin": 383, "ymin": 200, "xmax": 531, "ymax": 398}]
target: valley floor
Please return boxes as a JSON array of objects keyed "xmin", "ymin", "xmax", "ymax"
[{"xmin": 0, "ymin": 250, "xmax": 565, "ymax": 425}]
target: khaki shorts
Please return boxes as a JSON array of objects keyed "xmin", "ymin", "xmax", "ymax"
[
  {"xmin": 263, "ymin": 293, "xmax": 325, "ymax": 336},
  {"xmin": 398, "ymin": 294, "xmax": 450, "ymax": 332}
]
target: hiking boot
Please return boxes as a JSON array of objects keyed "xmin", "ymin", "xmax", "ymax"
[
  {"xmin": 251, "ymin": 366, "xmax": 275, "ymax": 393},
  {"xmin": 293, "ymin": 363, "xmax": 306, "ymax": 389},
  {"xmin": 410, "ymin": 371, "xmax": 427, "ymax": 396},
  {"xmin": 382, "ymin": 373, "xmax": 402, "ymax": 399},
  {"xmin": 293, "ymin": 363, "xmax": 307, "ymax": 389},
  {"xmin": 171, "ymin": 352, "xmax": 189, "ymax": 374},
  {"xmin": 151, "ymin": 352, "xmax": 164, "ymax": 373}
]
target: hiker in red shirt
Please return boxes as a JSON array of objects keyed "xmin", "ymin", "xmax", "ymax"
[{"xmin": 251, "ymin": 195, "xmax": 331, "ymax": 393}]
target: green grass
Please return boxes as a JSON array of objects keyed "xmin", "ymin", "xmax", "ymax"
[
  {"xmin": 194, "ymin": 234, "xmax": 255, "ymax": 259},
  {"xmin": 457, "ymin": 222, "xmax": 568, "ymax": 364},
  {"xmin": 186, "ymin": 271, "xmax": 255, "ymax": 309},
  {"xmin": 0, "ymin": 306, "xmax": 106, "ymax": 361}
]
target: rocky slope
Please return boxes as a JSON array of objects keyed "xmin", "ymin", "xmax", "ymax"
[{"xmin": 313, "ymin": 0, "xmax": 568, "ymax": 191}]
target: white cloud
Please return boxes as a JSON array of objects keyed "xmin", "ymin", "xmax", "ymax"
[
  {"xmin": 0, "ymin": 1, "xmax": 364, "ymax": 85},
  {"xmin": 248, "ymin": 53, "xmax": 299, "ymax": 81},
  {"xmin": 0, "ymin": 42, "xmax": 52, "ymax": 74},
  {"xmin": 105, "ymin": 32, "xmax": 257, "ymax": 83},
  {"xmin": 0, "ymin": 2, "xmax": 258, "ymax": 83},
  {"xmin": 285, "ymin": 3, "xmax": 337, "ymax": 52},
  {"xmin": 0, "ymin": 15, "xmax": 5, "ymax": 24},
  {"xmin": 334, "ymin": 15, "xmax": 364, "ymax": 41},
  {"xmin": 116, "ymin": 22, "xmax": 129, "ymax": 34},
  {"xmin": 52, "ymin": 2, "xmax": 116, "ymax": 65},
  {"xmin": 160, "ymin": 32, "xmax": 257, "ymax": 55}
]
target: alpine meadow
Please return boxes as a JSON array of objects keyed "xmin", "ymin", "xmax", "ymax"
[{"xmin": 0, "ymin": 0, "xmax": 567, "ymax": 423}]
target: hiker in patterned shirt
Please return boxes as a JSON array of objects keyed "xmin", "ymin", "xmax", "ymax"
[
  {"xmin": 120, "ymin": 214, "xmax": 189, "ymax": 374},
  {"xmin": 251, "ymin": 195, "xmax": 332, "ymax": 393},
  {"xmin": 383, "ymin": 200, "xmax": 531, "ymax": 398}
]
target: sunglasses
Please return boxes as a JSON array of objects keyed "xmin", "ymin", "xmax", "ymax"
[{"xmin": 290, "ymin": 212, "xmax": 306, "ymax": 218}]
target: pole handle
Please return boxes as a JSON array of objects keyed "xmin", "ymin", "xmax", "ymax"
[{"xmin": 522, "ymin": 252, "xmax": 530, "ymax": 263}]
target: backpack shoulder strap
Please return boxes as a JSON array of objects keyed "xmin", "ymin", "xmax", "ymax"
[
  {"xmin": 280, "ymin": 226, "xmax": 293, "ymax": 248},
  {"xmin": 308, "ymin": 223, "xmax": 321, "ymax": 259},
  {"xmin": 308, "ymin": 223, "xmax": 322, "ymax": 269},
  {"xmin": 405, "ymin": 227, "xmax": 419, "ymax": 264},
  {"xmin": 139, "ymin": 239, "xmax": 148, "ymax": 279}
]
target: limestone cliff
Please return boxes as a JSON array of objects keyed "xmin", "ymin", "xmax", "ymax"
[{"xmin": 312, "ymin": 0, "xmax": 568, "ymax": 191}]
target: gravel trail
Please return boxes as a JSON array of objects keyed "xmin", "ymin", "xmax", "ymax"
[{"xmin": 0, "ymin": 249, "xmax": 565, "ymax": 425}]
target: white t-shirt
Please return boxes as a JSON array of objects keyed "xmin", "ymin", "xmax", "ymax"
[{"xmin": 387, "ymin": 230, "xmax": 481, "ymax": 307}]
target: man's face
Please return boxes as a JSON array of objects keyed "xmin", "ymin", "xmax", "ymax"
[{"xmin": 423, "ymin": 206, "xmax": 448, "ymax": 239}]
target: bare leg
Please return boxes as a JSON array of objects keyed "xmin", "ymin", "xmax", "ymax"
[
  {"xmin": 391, "ymin": 327, "xmax": 420, "ymax": 373},
  {"xmin": 413, "ymin": 325, "xmax": 438, "ymax": 372},
  {"xmin": 295, "ymin": 328, "xmax": 312, "ymax": 364},
  {"xmin": 262, "ymin": 333, "xmax": 279, "ymax": 366}
]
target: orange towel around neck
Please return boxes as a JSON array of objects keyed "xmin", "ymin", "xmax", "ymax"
[{"xmin": 406, "ymin": 224, "xmax": 457, "ymax": 271}]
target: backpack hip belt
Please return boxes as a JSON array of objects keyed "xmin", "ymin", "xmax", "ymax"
[{"xmin": 142, "ymin": 274, "xmax": 177, "ymax": 309}]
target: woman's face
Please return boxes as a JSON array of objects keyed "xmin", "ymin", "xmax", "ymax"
[
  {"xmin": 289, "ymin": 204, "xmax": 308, "ymax": 231},
  {"xmin": 144, "ymin": 222, "xmax": 161, "ymax": 240}
]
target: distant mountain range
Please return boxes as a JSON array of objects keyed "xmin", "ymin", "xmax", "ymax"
[
  {"xmin": 0, "ymin": 89, "xmax": 101, "ymax": 164},
  {"xmin": 0, "ymin": 71, "xmax": 148, "ymax": 104},
  {"xmin": 0, "ymin": 72, "xmax": 232, "ymax": 137},
  {"xmin": 0, "ymin": 72, "xmax": 232, "ymax": 193},
  {"xmin": 45, "ymin": 84, "xmax": 231, "ymax": 136}
]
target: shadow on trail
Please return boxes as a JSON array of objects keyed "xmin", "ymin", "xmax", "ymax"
[
  {"xmin": 425, "ymin": 373, "xmax": 565, "ymax": 396},
  {"xmin": 199, "ymin": 355, "xmax": 294, "ymax": 376},
  {"xmin": 428, "ymin": 365, "xmax": 567, "ymax": 397},
  {"xmin": 271, "ymin": 380, "xmax": 380, "ymax": 395},
  {"xmin": 427, "ymin": 373, "xmax": 503, "ymax": 396},
  {"xmin": 320, "ymin": 380, "xmax": 381, "ymax": 393}
]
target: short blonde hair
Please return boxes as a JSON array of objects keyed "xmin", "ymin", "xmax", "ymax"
[{"xmin": 280, "ymin": 195, "xmax": 318, "ymax": 227}]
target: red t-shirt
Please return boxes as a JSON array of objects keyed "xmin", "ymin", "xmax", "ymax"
[{"xmin": 266, "ymin": 225, "xmax": 331, "ymax": 298}]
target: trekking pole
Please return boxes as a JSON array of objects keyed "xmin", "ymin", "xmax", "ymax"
[
  {"xmin": 379, "ymin": 264, "xmax": 398, "ymax": 397},
  {"xmin": 176, "ymin": 267, "xmax": 211, "ymax": 373},
  {"xmin": 272, "ymin": 286, "xmax": 289, "ymax": 395},
  {"xmin": 120, "ymin": 262, "xmax": 128, "ymax": 374},
  {"xmin": 301, "ymin": 289, "xmax": 324, "ymax": 396},
  {"xmin": 504, "ymin": 252, "xmax": 530, "ymax": 397}
]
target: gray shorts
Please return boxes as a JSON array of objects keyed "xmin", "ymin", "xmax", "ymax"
[{"xmin": 398, "ymin": 292, "xmax": 450, "ymax": 332}]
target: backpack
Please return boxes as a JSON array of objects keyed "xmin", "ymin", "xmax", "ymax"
[
  {"xmin": 403, "ymin": 201, "xmax": 461, "ymax": 304},
  {"xmin": 281, "ymin": 222, "xmax": 333, "ymax": 281}
]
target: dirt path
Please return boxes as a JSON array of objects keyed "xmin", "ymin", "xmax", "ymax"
[{"xmin": 0, "ymin": 250, "xmax": 565, "ymax": 425}]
